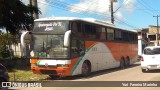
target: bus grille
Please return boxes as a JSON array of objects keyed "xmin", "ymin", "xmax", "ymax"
[{"xmin": 40, "ymin": 70, "xmax": 57, "ymax": 75}]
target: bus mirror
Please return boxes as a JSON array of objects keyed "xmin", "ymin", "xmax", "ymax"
[
  {"xmin": 64, "ymin": 30, "xmax": 71, "ymax": 47},
  {"xmin": 21, "ymin": 31, "xmax": 31, "ymax": 47}
]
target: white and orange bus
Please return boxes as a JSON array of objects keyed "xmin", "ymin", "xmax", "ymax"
[{"xmin": 21, "ymin": 17, "xmax": 138, "ymax": 78}]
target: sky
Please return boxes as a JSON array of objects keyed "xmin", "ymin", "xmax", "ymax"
[{"xmin": 22, "ymin": 0, "xmax": 160, "ymax": 30}]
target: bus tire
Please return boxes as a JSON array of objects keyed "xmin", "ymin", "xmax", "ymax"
[
  {"xmin": 120, "ymin": 57, "xmax": 125, "ymax": 68},
  {"xmin": 141, "ymin": 68, "xmax": 147, "ymax": 73},
  {"xmin": 82, "ymin": 60, "xmax": 91, "ymax": 77},
  {"xmin": 125, "ymin": 56, "xmax": 130, "ymax": 67}
]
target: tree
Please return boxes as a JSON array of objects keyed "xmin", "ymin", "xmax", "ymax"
[
  {"xmin": 0, "ymin": 33, "xmax": 18, "ymax": 59},
  {"xmin": 0, "ymin": 0, "xmax": 40, "ymax": 35}
]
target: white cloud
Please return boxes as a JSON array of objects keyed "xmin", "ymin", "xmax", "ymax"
[
  {"xmin": 70, "ymin": 0, "xmax": 110, "ymax": 14},
  {"xmin": 69, "ymin": 0, "xmax": 137, "ymax": 22},
  {"xmin": 38, "ymin": 0, "xmax": 49, "ymax": 18},
  {"xmin": 21, "ymin": 0, "xmax": 29, "ymax": 5},
  {"xmin": 123, "ymin": 0, "xmax": 136, "ymax": 12},
  {"xmin": 21, "ymin": 0, "xmax": 137, "ymax": 21}
]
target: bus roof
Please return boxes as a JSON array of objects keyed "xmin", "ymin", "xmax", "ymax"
[
  {"xmin": 34, "ymin": 17, "xmax": 137, "ymax": 33},
  {"xmin": 34, "ymin": 17, "xmax": 115, "ymax": 27}
]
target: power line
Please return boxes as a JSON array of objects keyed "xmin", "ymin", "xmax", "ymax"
[
  {"xmin": 141, "ymin": 0, "xmax": 159, "ymax": 14},
  {"xmin": 45, "ymin": 0, "xmax": 112, "ymax": 19},
  {"xmin": 113, "ymin": 0, "xmax": 129, "ymax": 13},
  {"xmin": 153, "ymin": 15, "xmax": 160, "ymax": 46},
  {"xmin": 38, "ymin": 0, "xmax": 111, "ymax": 21},
  {"xmin": 136, "ymin": 0, "xmax": 154, "ymax": 16},
  {"xmin": 38, "ymin": 0, "xmax": 141, "ymax": 30},
  {"xmin": 115, "ymin": 17, "xmax": 141, "ymax": 29}
]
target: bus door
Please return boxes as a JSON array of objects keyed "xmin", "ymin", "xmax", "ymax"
[{"xmin": 71, "ymin": 21, "xmax": 85, "ymax": 58}]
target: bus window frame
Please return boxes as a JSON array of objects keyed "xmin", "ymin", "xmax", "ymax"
[{"xmin": 70, "ymin": 21, "xmax": 85, "ymax": 59}]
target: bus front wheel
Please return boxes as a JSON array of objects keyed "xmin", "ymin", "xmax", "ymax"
[{"xmin": 82, "ymin": 60, "xmax": 91, "ymax": 77}]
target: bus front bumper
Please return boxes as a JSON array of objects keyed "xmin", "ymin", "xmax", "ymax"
[{"xmin": 31, "ymin": 65, "xmax": 71, "ymax": 76}]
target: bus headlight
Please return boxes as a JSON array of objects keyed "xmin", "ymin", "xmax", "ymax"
[{"xmin": 30, "ymin": 50, "xmax": 34, "ymax": 57}]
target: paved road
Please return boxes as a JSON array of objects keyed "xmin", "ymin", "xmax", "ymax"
[{"xmin": 9, "ymin": 62, "xmax": 160, "ymax": 90}]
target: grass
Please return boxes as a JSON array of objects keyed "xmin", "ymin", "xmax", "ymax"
[
  {"xmin": 0, "ymin": 58, "xmax": 50, "ymax": 81},
  {"xmin": 7, "ymin": 65, "xmax": 49, "ymax": 81},
  {"xmin": 8, "ymin": 70, "xmax": 49, "ymax": 81}
]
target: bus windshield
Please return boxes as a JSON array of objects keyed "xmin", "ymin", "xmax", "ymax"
[{"xmin": 31, "ymin": 21, "xmax": 69, "ymax": 58}]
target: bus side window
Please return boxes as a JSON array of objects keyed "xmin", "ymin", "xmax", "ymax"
[
  {"xmin": 106, "ymin": 28, "xmax": 114, "ymax": 40},
  {"xmin": 71, "ymin": 22, "xmax": 83, "ymax": 38},
  {"xmin": 71, "ymin": 40, "xmax": 85, "ymax": 57},
  {"xmin": 84, "ymin": 24, "xmax": 96, "ymax": 39},
  {"xmin": 97, "ymin": 26, "xmax": 106, "ymax": 40},
  {"xmin": 115, "ymin": 29, "xmax": 122, "ymax": 41}
]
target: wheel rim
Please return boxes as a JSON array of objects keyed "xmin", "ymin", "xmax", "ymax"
[
  {"xmin": 82, "ymin": 62, "xmax": 89, "ymax": 74},
  {"xmin": 126, "ymin": 57, "xmax": 130, "ymax": 66},
  {"xmin": 120, "ymin": 60, "xmax": 124, "ymax": 68}
]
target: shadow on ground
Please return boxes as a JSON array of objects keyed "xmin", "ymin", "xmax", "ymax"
[
  {"xmin": 144, "ymin": 69, "xmax": 160, "ymax": 73},
  {"xmin": 43, "ymin": 62, "xmax": 140, "ymax": 81},
  {"xmin": 2, "ymin": 58, "xmax": 31, "ymax": 72}
]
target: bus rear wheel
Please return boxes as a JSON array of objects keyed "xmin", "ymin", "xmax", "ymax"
[
  {"xmin": 125, "ymin": 57, "xmax": 130, "ymax": 67},
  {"xmin": 82, "ymin": 61, "xmax": 91, "ymax": 77}
]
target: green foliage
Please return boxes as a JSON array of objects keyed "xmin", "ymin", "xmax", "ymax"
[
  {"xmin": 0, "ymin": 33, "xmax": 19, "ymax": 59},
  {"xmin": 0, "ymin": 0, "xmax": 40, "ymax": 34},
  {"xmin": 0, "ymin": 45, "xmax": 10, "ymax": 58},
  {"xmin": 0, "ymin": 33, "xmax": 19, "ymax": 45},
  {"xmin": 13, "ymin": 55, "xmax": 21, "ymax": 60}
]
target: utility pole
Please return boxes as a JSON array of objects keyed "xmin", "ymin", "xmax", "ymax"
[
  {"xmin": 30, "ymin": 0, "xmax": 39, "ymax": 19},
  {"xmin": 111, "ymin": 1, "xmax": 114, "ymax": 24},
  {"xmin": 30, "ymin": 0, "xmax": 33, "ymax": 17},
  {"xmin": 110, "ymin": 0, "xmax": 117, "ymax": 24},
  {"xmin": 153, "ymin": 15, "xmax": 160, "ymax": 46},
  {"xmin": 32, "ymin": 0, "xmax": 39, "ymax": 19}
]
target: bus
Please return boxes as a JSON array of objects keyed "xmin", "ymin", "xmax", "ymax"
[{"xmin": 21, "ymin": 17, "xmax": 138, "ymax": 78}]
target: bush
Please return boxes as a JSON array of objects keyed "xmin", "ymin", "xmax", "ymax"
[{"xmin": 0, "ymin": 45, "xmax": 10, "ymax": 58}]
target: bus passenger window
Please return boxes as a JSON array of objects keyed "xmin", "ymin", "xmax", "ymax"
[
  {"xmin": 84, "ymin": 24, "xmax": 96, "ymax": 39},
  {"xmin": 115, "ymin": 29, "xmax": 122, "ymax": 40},
  {"xmin": 71, "ymin": 40, "xmax": 84, "ymax": 57},
  {"xmin": 97, "ymin": 27, "xmax": 106, "ymax": 40},
  {"xmin": 71, "ymin": 22, "xmax": 83, "ymax": 38},
  {"xmin": 107, "ymin": 28, "xmax": 114, "ymax": 40}
]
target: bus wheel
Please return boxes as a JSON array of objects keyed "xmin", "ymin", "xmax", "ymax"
[
  {"xmin": 82, "ymin": 61, "xmax": 91, "ymax": 76},
  {"xmin": 141, "ymin": 68, "xmax": 148, "ymax": 73},
  {"xmin": 120, "ymin": 58, "xmax": 125, "ymax": 68},
  {"xmin": 125, "ymin": 57, "xmax": 130, "ymax": 67}
]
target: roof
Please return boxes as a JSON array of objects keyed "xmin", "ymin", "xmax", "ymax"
[
  {"xmin": 34, "ymin": 17, "xmax": 137, "ymax": 33},
  {"xmin": 34, "ymin": 17, "xmax": 115, "ymax": 27}
]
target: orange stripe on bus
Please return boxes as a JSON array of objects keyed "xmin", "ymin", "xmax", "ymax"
[
  {"xmin": 85, "ymin": 41, "xmax": 138, "ymax": 61},
  {"xmin": 31, "ymin": 59, "xmax": 38, "ymax": 64}
]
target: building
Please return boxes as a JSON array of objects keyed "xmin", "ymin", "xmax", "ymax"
[{"xmin": 138, "ymin": 25, "xmax": 160, "ymax": 46}]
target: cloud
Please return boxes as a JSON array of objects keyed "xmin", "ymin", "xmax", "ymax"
[
  {"xmin": 22, "ymin": 0, "xmax": 29, "ymax": 5},
  {"xmin": 38, "ymin": 0, "xmax": 49, "ymax": 17},
  {"xmin": 69, "ymin": 0, "xmax": 137, "ymax": 22},
  {"xmin": 124, "ymin": 0, "xmax": 136, "ymax": 12},
  {"xmin": 69, "ymin": 0, "xmax": 110, "ymax": 14}
]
